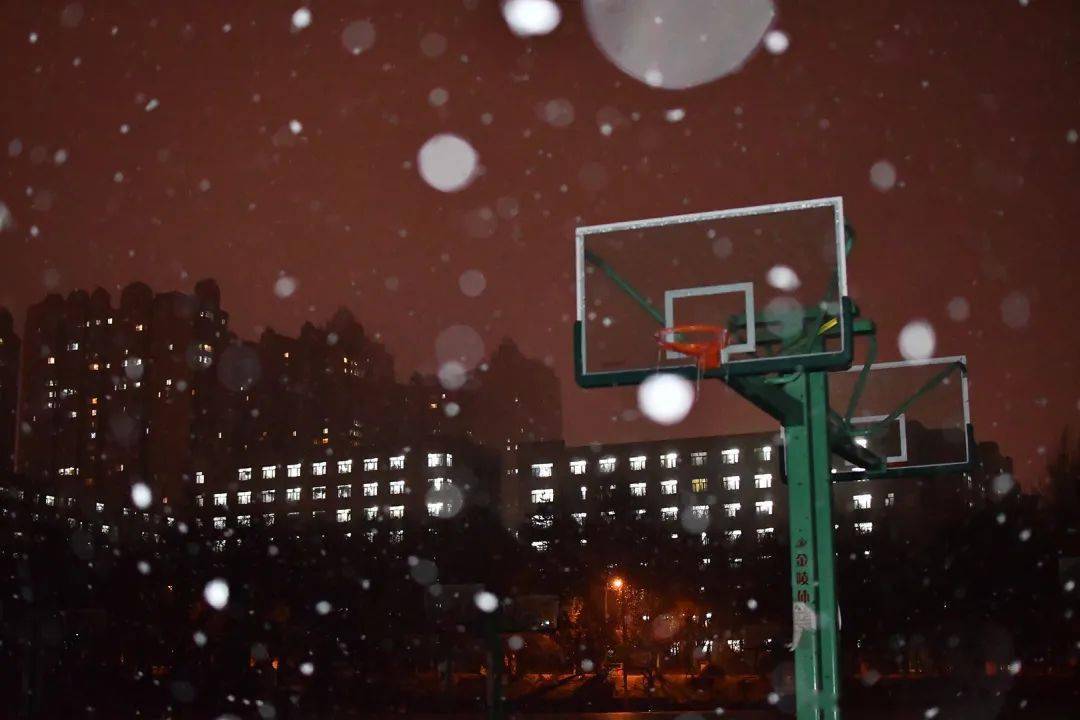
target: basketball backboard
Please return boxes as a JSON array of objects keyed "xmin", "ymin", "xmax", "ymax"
[
  {"xmin": 827, "ymin": 356, "xmax": 973, "ymax": 480},
  {"xmin": 575, "ymin": 197, "xmax": 853, "ymax": 386}
]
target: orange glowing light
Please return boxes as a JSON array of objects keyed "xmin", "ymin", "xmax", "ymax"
[{"xmin": 610, "ymin": 577, "xmax": 624, "ymax": 590}]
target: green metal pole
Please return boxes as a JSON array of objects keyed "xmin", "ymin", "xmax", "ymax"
[
  {"xmin": 809, "ymin": 371, "xmax": 841, "ymax": 720},
  {"xmin": 782, "ymin": 371, "xmax": 841, "ymax": 720}
]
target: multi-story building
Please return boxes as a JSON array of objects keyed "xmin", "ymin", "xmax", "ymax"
[
  {"xmin": 15, "ymin": 281, "xmax": 231, "ymax": 515},
  {"xmin": 512, "ymin": 433, "xmax": 980, "ymax": 561},
  {"xmin": 190, "ymin": 438, "xmax": 500, "ymax": 543}
]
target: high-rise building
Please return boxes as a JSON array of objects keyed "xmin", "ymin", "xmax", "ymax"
[{"xmin": 15, "ymin": 280, "xmax": 230, "ymax": 515}]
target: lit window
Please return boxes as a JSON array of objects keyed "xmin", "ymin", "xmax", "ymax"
[
  {"xmin": 427, "ymin": 453, "xmax": 445, "ymax": 468},
  {"xmin": 264, "ymin": 513, "xmax": 275, "ymax": 526},
  {"xmin": 531, "ymin": 514, "xmax": 553, "ymax": 529},
  {"xmin": 855, "ymin": 521, "xmax": 873, "ymax": 535},
  {"xmin": 237, "ymin": 491, "xmax": 252, "ymax": 505},
  {"xmin": 338, "ymin": 459, "xmax": 353, "ymax": 474},
  {"xmin": 429, "ymin": 477, "xmax": 449, "ymax": 490},
  {"xmin": 727, "ymin": 639, "xmax": 744, "ymax": 652},
  {"xmin": 721, "ymin": 449, "xmax": 740, "ymax": 464},
  {"xmin": 213, "ymin": 516, "xmax": 226, "ymax": 529},
  {"xmin": 213, "ymin": 493, "xmax": 227, "ymax": 507},
  {"xmin": 756, "ymin": 446, "xmax": 773, "ymax": 462},
  {"xmin": 336, "ymin": 509, "xmax": 351, "ymax": 523},
  {"xmin": 389, "ymin": 480, "xmax": 405, "ymax": 495},
  {"xmin": 59, "ymin": 466, "xmax": 77, "ymax": 476},
  {"xmin": 44, "ymin": 495, "xmax": 56, "ymax": 506},
  {"xmin": 390, "ymin": 455, "xmax": 405, "ymax": 469},
  {"xmin": 660, "ymin": 506, "xmax": 678, "ymax": 521},
  {"xmin": 724, "ymin": 529, "xmax": 742, "ymax": 542},
  {"xmin": 363, "ymin": 482, "xmax": 378, "ymax": 497},
  {"xmin": 756, "ymin": 527, "xmax": 774, "ymax": 540},
  {"xmin": 338, "ymin": 484, "xmax": 352, "ymax": 498},
  {"xmin": 754, "ymin": 473, "xmax": 772, "ymax": 489},
  {"xmin": 531, "ymin": 462, "xmax": 553, "ymax": 478},
  {"xmin": 446, "ymin": 453, "xmax": 453, "ymax": 467},
  {"xmin": 530, "ymin": 488, "xmax": 554, "ymax": 504},
  {"xmin": 427, "ymin": 502, "xmax": 445, "ymax": 517},
  {"xmin": 195, "ymin": 471, "xmax": 205, "ymax": 484},
  {"xmin": 629, "ymin": 455, "xmax": 646, "ymax": 470},
  {"xmin": 690, "ymin": 451, "xmax": 707, "ymax": 466},
  {"xmin": 237, "ymin": 515, "xmax": 252, "ymax": 527},
  {"xmin": 531, "ymin": 540, "xmax": 550, "ymax": 552},
  {"xmin": 598, "ymin": 457, "xmax": 616, "ymax": 473},
  {"xmin": 755, "ymin": 500, "xmax": 773, "ymax": 516},
  {"xmin": 47, "ymin": 356, "xmax": 56, "ymax": 365},
  {"xmin": 364, "ymin": 506, "xmax": 378, "ymax": 520},
  {"xmin": 363, "ymin": 457, "xmax": 378, "ymax": 471},
  {"xmin": 660, "ymin": 452, "xmax": 678, "ymax": 469},
  {"xmin": 723, "ymin": 475, "xmax": 740, "ymax": 491},
  {"xmin": 853, "ymin": 493, "xmax": 872, "ymax": 510},
  {"xmin": 569, "ymin": 459, "xmax": 586, "ymax": 475},
  {"xmin": 95, "ymin": 502, "xmax": 104, "ymax": 512},
  {"xmin": 238, "ymin": 467, "xmax": 252, "ymax": 481},
  {"xmin": 196, "ymin": 495, "xmax": 205, "ymax": 507},
  {"xmin": 660, "ymin": 479, "xmax": 677, "ymax": 495},
  {"xmin": 287, "ymin": 463, "xmax": 301, "ymax": 478},
  {"xmin": 691, "ymin": 478, "xmax": 708, "ymax": 492},
  {"xmin": 67, "ymin": 341, "xmax": 79, "ymax": 351},
  {"xmin": 286, "ymin": 487, "xmax": 301, "ymax": 502},
  {"xmin": 723, "ymin": 503, "xmax": 740, "ymax": 518},
  {"xmin": 630, "ymin": 482, "xmax": 646, "ymax": 497},
  {"xmin": 691, "ymin": 505, "xmax": 709, "ymax": 518},
  {"xmin": 312, "ymin": 486, "xmax": 327, "ymax": 500},
  {"xmin": 571, "ymin": 512, "xmax": 587, "ymax": 525},
  {"xmin": 262, "ymin": 465, "xmax": 276, "ymax": 480},
  {"xmin": 312, "ymin": 461, "xmax": 327, "ymax": 476},
  {"xmin": 885, "ymin": 492, "xmax": 895, "ymax": 508},
  {"xmin": 579, "ymin": 485, "xmax": 587, "ymax": 500},
  {"xmin": 634, "ymin": 508, "xmax": 647, "ymax": 519},
  {"xmin": 261, "ymin": 489, "xmax": 275, "ymax": 503},
  {"xmin": 387, "ymin": 505, "xmax": 405, "ymax": 519}
]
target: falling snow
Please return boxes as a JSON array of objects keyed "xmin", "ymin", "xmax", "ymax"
[
  {"xmin": 638, "ymin": 373, "xmax": 695, "ymax": 425},
  {"xmin": 417, "ymin": 134, "xmax": 479, "ymax": 192}
]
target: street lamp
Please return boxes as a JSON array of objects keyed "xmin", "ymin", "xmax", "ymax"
[{"xmin": 603, "ymin": 576, "xmax": 629, "ymax": 692}]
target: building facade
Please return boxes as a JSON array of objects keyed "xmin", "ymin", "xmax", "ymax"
[
  {"xmin": 15, "ymin": 281, "xmax": 231, "ymax": 514},
  {"xmin": 512, "ymin": 433, "xmax": 981, "ymax": 561},
  {"xmin": 190, "ymin": 438, "xmax": 500, "ymax": 542}
]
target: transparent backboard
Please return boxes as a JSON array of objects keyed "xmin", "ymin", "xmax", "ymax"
[
  {"xmin": 575, "ymin": 197, "xmax": 851, "ymax": 385},
  {"xmin": 827, "ymin": 356, "xmax": 972, "ymax": 479}
]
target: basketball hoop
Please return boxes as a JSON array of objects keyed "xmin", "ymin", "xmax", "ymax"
[{"xmin": 655, "ymin": 324, "xmax": 730, "ymax": 372}]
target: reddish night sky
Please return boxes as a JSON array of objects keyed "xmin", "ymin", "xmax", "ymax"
[{"xmin": 2, "ymin": 1, "xmax": 1078, "ymax": 487}]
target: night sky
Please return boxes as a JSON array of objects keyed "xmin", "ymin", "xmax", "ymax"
[{"xmin": 2, "ymin": 1, "xmax": 1078, "ymax": 487}]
